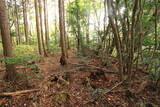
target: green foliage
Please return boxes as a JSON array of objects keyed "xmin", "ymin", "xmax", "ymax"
[
  {"xmin": 0, "ymin": 44, "xmax": 2, "ymax": 56},
  {"xmin": 15, "ymin": 73, "xmax": 26, "ymax": 79},
  {"xmin": 27, "ymin": 64, "xmax": 39, "ymax": 71},
  {"xmin": 13, "ymin": 45, "xmax": 37, "ymax": 56},
  {"xmin": 0, "ymin": 55, "xmax": 41, "ymax": 65},
  {"xmin": 142, "ymin": 50, "xmax": 160, "ymax": 80},
  {"xmin": 143, "ymin": 35, "xmax": 155, "ymax": 46},
  {"xmin": 79, "ymin": 56, "xmax": 88, "ymax": 64},
  {"xmin": 10, "ymin": 30, "xmax": 16, "ymax": 37},
  {"xmin": 48, "ymin": 41, "xmax": 60, "ymax": 52}
]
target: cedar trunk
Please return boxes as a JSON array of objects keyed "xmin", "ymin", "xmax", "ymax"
[
  {"xmin": 34, "ymin": 0, "xmax": 42, "ymax": 55},
  {"xmin": 38, "ymin": 0, "xmax": 47, "ymax": 56},
  {"xmin": 43, "ymin": 0, "xmax": 49, "ymax": 49},
  {"xmin": 59, "ymin": 0, "xmax": 67, "ymax": 65},
  {"xmin": 0, "ymin": 0, "xmax": 16, "ymax": 80},
  {"xmin": 22, "ymin": 0, "xmax": 29, "ymax": 44}
]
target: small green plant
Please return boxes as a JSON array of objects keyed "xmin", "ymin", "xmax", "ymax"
[
  {"xmin": 48, "ymin": 42, "xmax": 60, "ymax": 52},
  {"xmin": 142, "ymin": 50, "xmax": 160, "ymax": 81},
  {"xmin": 79, "ymin": 56, "xmax": 88, "ymax": 64},
  {"xmin": 13, "ymin": 45, "xmax": 37, "ymax": 56},
  {"xmin": 27, "ymin": 64, "xmax": 39, "ymax": 71},
  {"xmin": 0, "ymin": 55, "xmax": 41, "ymax": 65},
  {"xmin": 0, "ymin": 44, "xmax": 3, "ymax": 56}
]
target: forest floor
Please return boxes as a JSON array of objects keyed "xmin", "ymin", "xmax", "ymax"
[{"xmin": 0, "ymin": 49, "xmax": 160, "ymax": 107}]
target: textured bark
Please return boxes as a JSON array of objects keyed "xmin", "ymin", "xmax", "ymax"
[
  {"xmin": 62, "ymin": 0, "xmax": 68, "ymax": 58},
  {"xmin": 43, "ymin": 0, "xmax": 49, "ymax": 49},
  {"xmin": 22, "ymin": 0, "xmax": 29, "ymax": 44},
  {"xmin": 86, "ymin": 12, "xmax": 90, "ymax": 46},
  {"xmin": 107, "ymin": 0, "xmax": 124, "ymax": 79},
  {"xmin": 0, "ymin": 0, "xmax": 16, "ymax": 80},
  {"xmin": 76, "ymin": 0, "xmax": 83, "ymax": 52},
  {"xmin": 127, "ymin": 0, "xmax": 138, "ymax": 78},
  {"xmin": 15, "ymin": 0, "xmax": 21, "ymax": 44},
  {"xmin": 59, "ymin": 0, "xmax": 67, "ymax": 65},
  {"xmin": 34, "ymin": 0, "xmax": 42, "ymax": 55},
  {"xmin": 38, "ymin": 0, "xmax": 47, "ymax": 56}
]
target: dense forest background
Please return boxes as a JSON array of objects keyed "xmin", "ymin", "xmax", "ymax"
[{"xmin": 0, "ymin": 0, "xmax": 160, "ymax": 106}]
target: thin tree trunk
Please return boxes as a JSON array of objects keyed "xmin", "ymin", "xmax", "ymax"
[
  {"xmin": 22, "ymin": 0, "xmax": 29, "ymax": 44},
  {"xmin": 107, "ymin": 0, "xmax": 124, "ymax": 79},
  {"xmin": 0, "ymin": 0, "xmax": 16, "ymax": 81},
  {"xmin": 86, "ymin": 11, "xmax": 90, "ymax": 46},
  {"xmin": 34, "ymin": 0, "xmax": 42, "ymax": 55},
  {"xmin": 128, "ymin": 0, "xmax": 138, "ymax": 78},
  {"xmin": 43, "ymin": 0, "xmax": 49, "ymax": 49},
  {"xmin": 15, "ymin": 0, "xmax": 21, "ymax": 44},
  {"xmin": 59, "ymin": 0, "xmax": 67, "ymax": 65},
  {"xmin": 38, "ymin": 0, "xmax": 47, "ymax": 56},
  {"xmin": 62, "ymin": 0, "xmax": 68, "ymax": 58}
]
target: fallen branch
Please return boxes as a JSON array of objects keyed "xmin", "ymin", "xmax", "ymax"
[
  {"xmin": 69, "ymin": 63, "xmax": 118, "ymax": 74},
  {"xmin": 105, "ymin": 81, "xmax": 124, "ymax": 94},
  {"xmin": 0, "ymin": 89, "xmax": 39, "ymax": 97}
]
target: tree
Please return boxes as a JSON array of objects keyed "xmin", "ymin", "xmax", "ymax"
[
  {"xmin": 107, "ymin": 0, "xmax": 124, "ymax": 79},
  {"xmin": 59, "ymin": 0, "xmax": 67, "ymax": 65},
  {"xmin": 0, "ymin": 0, "xmax": 16, "ymax": 80},
  {"xmin": 38, "ymin": 0, "xmax": 47, "ymax": 56},
  {"xmin": 22, "ymin": 0, "xmax": 29, "ymax": 44},
  {"xmin": 15, "ymin": 0, "xmax": 21, "ymax": 44},
  {"xmin": 34, "ymin": 0, "xmax": 42, "ymax": 55},
  {"xmin": 43, "ymin": 0, "xmax": 49, "ymax": 49}
]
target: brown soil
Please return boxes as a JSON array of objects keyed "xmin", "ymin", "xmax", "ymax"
[{"xmin": 0, "ymin": 49, "xmax": 160, "ymax": 107}]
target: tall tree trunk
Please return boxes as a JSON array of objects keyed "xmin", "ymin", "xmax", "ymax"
[
  {"xmin": 0, "ymin": 0, "xmax": 16, "ymax": 81},
  {"xmin": 86, "ymin": 11, "xmax": 90, "ymax": 46},
  {"xmin": 38, "ymin": 0, "xmax": 47, "ymax": 56},
  {"xmin": 76, "ymin": 0, "xmax": 83, "ymax": 52},
  {"xmin": 43, "ymin": 0, "xmax": 49, "ymax": 49},
  {"xmin": 62, "ymin": 0, "xmax": 68, "ymax": 58},
  {"xmin": 15, "ymin": 0, "xmax": 21, "ymax": 44},
  {"xmin": 34, "ymin": 0, "xmax": 42, "ymax": 55},
  {"xmin": 154, "ymin": 0, "xmax": 158, "ymax": 52},
  {"xmin": 59, "ymin": 0, "xmax": 67, "ymax": 65},
  {"xmin": 22, "ymin": 0, "xmax": 29, "ymax": 44},
  {"xmin": 127, "ymin": 0, "xmax": 138, "ymax": 78},
  {"xmin": 54, "ymin": 14, "xmax": 58, "ymax": 45},
  {"xmin": 107, "ymin": 0, "xmax": 124, "ymax": 79}
]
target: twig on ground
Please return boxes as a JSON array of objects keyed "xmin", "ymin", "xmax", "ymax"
[
  {"xmin": 105, "ymin": 81, "xmax": 124, "ymax": 94},
  {"xmin": 0, "ymin": 89, "xmax": 39, "ymax": 97}
]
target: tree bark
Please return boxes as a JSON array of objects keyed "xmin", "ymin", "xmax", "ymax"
[
  {"xmin": 59, "ymin": 0, "xmax": 67, "ymax": 65},
  {"xmin": 38, "ymin": 0, "xmax": 47, "ymax": 56},
  {"xmin": 34, "ymin": 0, "xmax": 42, "ymax": 55},
  {"xmin": 15, "ymin": 0, "xmax": 21, "ymax": 44},
  {"xmin": 107, "ymin": 0, "xmax": 124, "ymax": 79},
  {"xmin": 0, "ymin": 0, "xmax": 16, "ymax": 81},
  {"xmin": 43, "ymin": 0, "xmax": 49, "ymax": 49},
  {"xmin": 62, "ymin": 0, "xmax": 68, "ymax": 58},
  {"xmin": 22, "ymin": 0, "xmax": 29, "ymax": 44}
]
